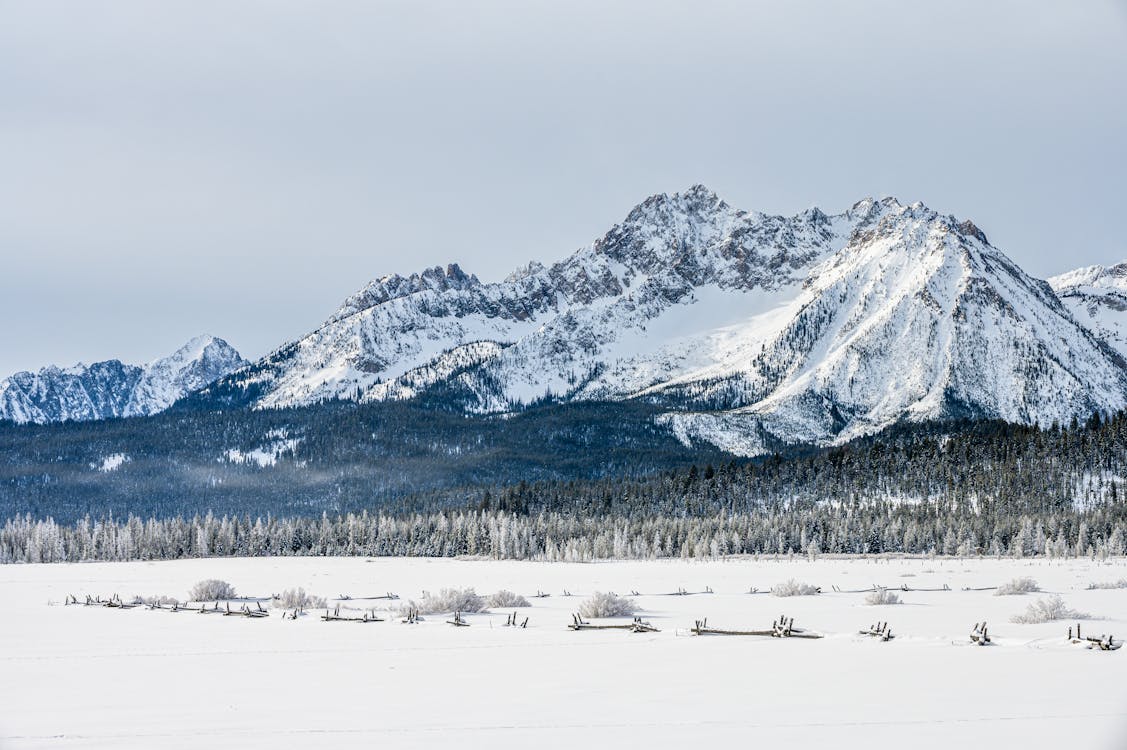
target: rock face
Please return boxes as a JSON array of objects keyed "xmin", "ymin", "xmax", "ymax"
[
  {"xmin": 200, "ymin": 185, "xmax": 1127, "ymax": 455},
  {"xmin": 0, "ymin": 336, "xmax": 246, "ymax": 424},
  {"xmin": 1049, "ymin": 262, "xmax": 1127, "ymax": 360}
]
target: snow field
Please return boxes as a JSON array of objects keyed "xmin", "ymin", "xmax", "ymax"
[{"xmin": 2, "ymin": 555, "xmax": 1126, "ymax": 749}]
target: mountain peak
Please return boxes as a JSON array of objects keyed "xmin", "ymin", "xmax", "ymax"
[
  {"xmin": 842, "ymin": 198, "xmax": 994, "ymax": 250},
  {"xmin": 1050, "ymin": 261, "xmax": 1127, "ymax": 292},
  {"xmin": 850, "ymin": 195, "xmax": 904, "ymax": 211},
  {"xmin": 330, "ymin": 263, "xmax": 482, "ymax": 325},
  {"xmin": 627, "ymin": 184, "xmax": 729, "ymax": 221},
  {"xmin": 682, "ymin": 183, "xmax": 724, "ymax": 204},
  {"xmin": 162, "ymin": 334, "xmax": 233, "ymax": 364},
  {"xmin": 126, "ymin": 336, "xmax": 246, "ymax": 416},
  {"xmin": 955, "ymin": 219, "xmax": 988, "ymax": 244}
]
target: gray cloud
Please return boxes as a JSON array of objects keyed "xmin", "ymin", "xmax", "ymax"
[{"xmin": 2, "ymin": 0, "xmax": 1125, "ymax": 372}]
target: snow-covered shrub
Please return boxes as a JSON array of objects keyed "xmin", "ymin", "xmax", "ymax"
[
  {"xmin": 995, "ymin": 577, "xmax": 1040, "ymax": 596},
  {"xmin": 1010, "ymin": 595, "xmax": 1089, "ymax": 624},
  {"xmin": 486, "ymin": 589, "xmax": 530, "ymax": 608},
  {"xmin": 189, "ymin": 579, "xmax": 236, "ymax": 601},
  {"xmin": 578, "ymin": 591, "xmax": 636, "ymax": 618},
  {"xmin": 771, "ymin": 579, "xmax": 820, "ymax": 597},
  {"xmin": 411, "ymin": 588, "xmax": 485, "ymax": 615},
  {"xmin": 272, "ymin": 587, "xmax": 326, "ymax": 610},
  {"xmin": 141, "ymin": 594, "xmax": 179, "ymax": 606},
  {"xmin": 864, "ymin": 588, "xmax": 901, "ymax": 605},
  {"xmin": 1087, "ymin": 579, "xmax": 1127, "ymax": 590}
]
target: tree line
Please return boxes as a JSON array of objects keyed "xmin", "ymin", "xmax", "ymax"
[{"xmin": 4, "ymin": 501, "xmax": 1124, "ymax": 564}]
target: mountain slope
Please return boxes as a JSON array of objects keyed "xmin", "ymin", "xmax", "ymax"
[
  {"xmin": 0, "ymin": 335, "xmax": 246, "ymax": 424},
  {"xmin": 1049, "ymin": 262, "xmax": 1127, "ymax": 359},
  {"xmin": 664, "ymin": 208, "xmax": 1127, "ymax": 453},
  {"xmin": 196, "ymin": 187, "xmax": 1127, "ymax": 455}
]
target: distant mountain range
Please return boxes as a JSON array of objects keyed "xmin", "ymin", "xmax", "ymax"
[
  {"xmin": 4, "ymin": 186, "xmax": 1127, "ymax": 459},
  {"xmin": 0, "ymin": 336, "xmax": 245, "ymax": 423}
]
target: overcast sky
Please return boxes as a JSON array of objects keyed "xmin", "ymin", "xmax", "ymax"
[{"xmin": 2, "ymin": 1, "xmax": 1125, "ymax": 374}]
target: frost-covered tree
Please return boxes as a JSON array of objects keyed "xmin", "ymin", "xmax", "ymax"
[
  {"xmin": 188, "ymin": 579, "xmax": 236, "ymax": 601},
  {"xmin": 410, "ymin": 588, "xmax": 485, "ymax": 614},
  {"xmin": 864, "ymin": 588, "xmax": 901, "ymax": 605},
  {"xmin": 771, "ymin": 579, "xmax": 820, "ymax": 597},
  {"xmin": 1011, "ymin": 595, "xmax": 1090, "ymax": 624},
  {"xmin": 486, "ymin": 590, "xmax": 530, "ymax": 608},
  {"xmin": 272, "ymin": 587, "xmax": 325, "ymax": 610},
  {"xmin": 578, "ymin": 591, "xmax": 636, "ymax": 618},
  {"xmin": 995, "ymin": 577, "xmax": 1040, "ymax": 596}
]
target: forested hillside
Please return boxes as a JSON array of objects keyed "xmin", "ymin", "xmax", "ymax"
[
  {"xmin": 0, "ymin": 398, "xmax": 734, "ymax": 523},
  {"xmin": 441, "ymin": 413, "xmax": 1127, "ymax": 518},
  {"xmin": 4, "ymin": 408, "xmax": 1127, "ymax": 562}
]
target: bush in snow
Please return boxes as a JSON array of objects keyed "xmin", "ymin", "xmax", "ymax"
[
  {"xmin": 771, "ymin": 579, "xmax": 820, "ymax": 597},
  {"xmin": 188, "ymin": 579, "xmax": 236, "ymax": 601},
  {"xmin": 272, "ymin": 587, "xmax": 326, "ymax": 610},
  {"xmin": 994, "ymin": 577, "xmax": 1040, "ymax": 596},
  {"xmin": 864, "ymin": 587, "xmax": 901, "ymax": 605},
  {"xmin": 486, "ymin": 589, "xmax": 530, "ymax": 608},
  {"xmin": 578, "ymin": 591, "xmax": 636, "ymax": 618},
  {"xmin": 410, "ymin": 588, "xmax": 485, "ymax": 615},
  {"xmin": 1087, "ymin": 579, "xmax": 1127, "ymax": 590},
  {"xmin": 140, "ymin": 594, "xmax": 179, "ymax": 607},
  {"xmin": 1010, "ymin": 595, "xmax": 1090, "ymax": 624}
]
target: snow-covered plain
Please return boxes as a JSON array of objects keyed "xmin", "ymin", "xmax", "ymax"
[{"xmin": 2, "ymin": 556, "xmax": 1126, "ymax": 749}]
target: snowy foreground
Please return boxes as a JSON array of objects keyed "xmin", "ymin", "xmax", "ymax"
[{"xmin": 2, "ymin": 556, "xmax": 1126, "ymax": 750}]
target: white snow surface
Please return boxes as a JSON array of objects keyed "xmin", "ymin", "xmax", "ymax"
[
  {"xmin": 3, "ymin": 555, "xmax": 1126, "ymax": 749},
  {"xmin": 222, "ymin": 429, "xmax": 301, "ymax": 468},
  {"xmin": 222, "ymin": 440, "xmax": 299, "ymax": 468},
  {"xmin": 92, "ymin": 453, "xmax": 129, "ymax": 473}
]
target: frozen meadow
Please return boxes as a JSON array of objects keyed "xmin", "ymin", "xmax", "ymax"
[{"xmin": 2, "ymin": 555, "xmax": 1126, "ymax": 750}]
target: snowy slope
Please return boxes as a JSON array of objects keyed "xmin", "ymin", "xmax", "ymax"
[
  {"xmin": 201, "ymin": 187, "xmax": 1127, "ymax": 454},
  {"xmin": 0, "ymin": 335, "xmax": 246, "ymax": 424},
  {"xmin": 1049, "ymin": 262, "xmax": 1127, "ymax": 359}
]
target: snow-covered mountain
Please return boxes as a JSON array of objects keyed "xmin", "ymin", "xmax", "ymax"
[
  {"xmin": 195, "ymin": 186, "xmax": 1127, "ymax": 455},
  {"xmin": 0, "ymin": 335, "xmax": 246, "ymax": 424},
  {"xmin": 1049, "ymin": 262, "xmax": 1127, "ymax": 360},
  {"xmin": 209, "ymin": 186, "xmax": 846, "ymax": 410},
  {"xmin": 662, "ymin": 213, "xmax": 1127, "ymax": 454}
]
